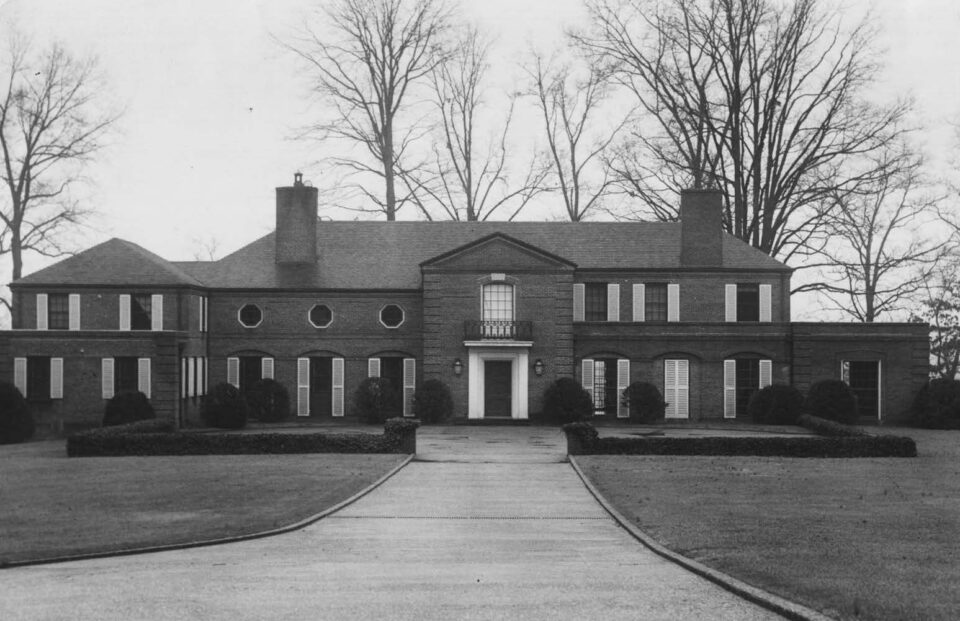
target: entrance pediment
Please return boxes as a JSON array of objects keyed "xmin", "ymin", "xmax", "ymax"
[{"xmin": 421, "ymin": 233, "xmax": 576, "ymax": 272}]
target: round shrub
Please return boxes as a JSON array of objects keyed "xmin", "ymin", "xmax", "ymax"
[
  {"xmin": 911, "ymin": 378, "xmax": 960, "ymax": 429},
  {"xmin": 624, "ymin": 381, "xmax": 666, "ymax": 423},
  {"xmin": 0, "ymin": 381, "xmax": 34, "ymax": 444},
  {"xmin": 542, "ymin": 377, "xmax": 593, "ymax": 424},
  {"xmin": 804, "ymin": 380, "xmax": 859, "ymax": 425},
  {"xmin": 748, "ymin": 384, "xmax": 804, "ymax": 425},
  {"xmin": 413, "ymin": 379, "xmax": 454, "ymax": 423},
  {"xmin": 201, "ymin": 382, "xmax": 249, "ymax": 429},
  {"xmin": 246, "ymin": 378, "xmax": 290, "ymax": 423},
  {"xmin": 103, "ymin": 391, "xmax": 156, "ymax": 427},
  {"xmin": 353, "ymin": 377, "xmax": 398, "ymax": 424}
]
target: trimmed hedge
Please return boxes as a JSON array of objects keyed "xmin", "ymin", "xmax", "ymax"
[
  {"xmin": 805, "ymin": 379, "xmax": 859, "ymax": 424},
  {"xmin": 542, "ymin": 377, "xmax": 593, "ymax": 424},
  {"xmin": 748, "ymin": 384, "xmax": 804, "ymax": 425},
  {"xmin": 624, "ymin": 381, "xmax": 666, "ymax": 423},
  {"xmin": 246, "ymin": 378, "xmax": 290, "ymax": 423},
  {"xmin": 103, "ymin": 391, "xmax": 155, "ymax": 427},
  {"xmin": 413, "ymin": 379, "xmax": 454, "ymax": 423},
  {"xmin": 563, "ymin": 422, "xmax": 916, "ymax": 458},
  {"xmin": 797, "ymin": 414, "xmax": 869, "ymax": 437},
  {"xmin": 0, "ymin": 381, "xmax": 34, "ymax": 444},
  {"xmin": 66, "ymin": 418, "xmax": 418, "ymax": 457},
  {"xmin": 911, "ymin": 379, "xmax": 960, "ymax": 429}
]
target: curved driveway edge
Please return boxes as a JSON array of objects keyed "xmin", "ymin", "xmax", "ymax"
[
  {"xmin": 1, "ymin": 453, "xmax": 414, "ymax": 570},
  {"xmin": 568, "ymin": 456, "xmax": 834, "ymax": 621}
]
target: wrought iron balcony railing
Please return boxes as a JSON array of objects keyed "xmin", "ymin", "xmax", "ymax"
[{"xmin": 464, "ymin": 320, "xmax": 533, "ymax": 341}]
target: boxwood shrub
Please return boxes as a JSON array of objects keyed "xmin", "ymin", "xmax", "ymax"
[
  {"xmin": 246, "ymin": 378, "xmax": 290, "ymax": 422},
  {"xmin": 354, "ymin": 377, "xmax": 398, "ymax": 424},
  {"xmin": 543, "ymin": 377, "xmax": 593, "ymax": 424},
  {"xmin": 202, "ymin": 382, "xmax": 249, "ymax": 429},
  {"xmin": 748, "ymin": 384, "xmax": 804, "ymax": 425},
  {"xmin": 805, "ymin": 379, "xmax": 859, "ymax": 424},
  {"xmin": 413, "ymin": 379, "xmax": 454, "ymax": 423},
  {"xmin": 103, "ymin": 391, "xmax": 155, "ymax": 427},
  {"xmin": 0, "ymin": 382, "xmax": 34, "ymax": 444},
  {"xmin": 624, "ymin": 381, "xmax": 666, "ymax": 423},
  {"xmin": 911, "ymin": 379, "xmax": 960, "ymax": 429}
]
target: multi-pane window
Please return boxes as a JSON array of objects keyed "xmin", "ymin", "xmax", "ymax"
[
  {"xmin": 736, "ymin": 284, "xmax": 760, "ymax": 322},
  {"xmin": 735, "ymin": 358, "xmax": 760, "ymax": 417},
  {"xmin": 115, "ymin": 357, "xmax": 139, "ymax": 394},
  {"xmin": 26, "ymin": 357, "xmax": 51, "ymax": 401},
  {"xmin": 645, "ymin": 283, "xmax": 668, "ymax": 322},
  {"xmin": 592, "ymin": 359, "xmax": 618, "ymax": 415},
  {"xmin": 584, "ymin": 283, "xmax": 607, "ymax": 321},
  {"xmin": 482, "ymin": 284, "xmax": 514, "ymax": 321},
  {"xmin": 48, "ymin": 294, "xmax": 69, "ymax": 330},
  {"xmin": 131, "ymin": 295, "xmax": 152, "ymax": 330},
  {"xmin": 844, "ymin": 360, "xmax": 880, "ymax": 419}
]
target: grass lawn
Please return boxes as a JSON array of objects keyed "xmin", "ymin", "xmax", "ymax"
[
  {"xmin": 0, "ymin": 440, "xmax": 406, "ymax": 565},
  {"xmin": 577, "ymin": 428, "xmax": 960, "ymax": 621}
]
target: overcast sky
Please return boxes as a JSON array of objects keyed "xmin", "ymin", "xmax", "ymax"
[{"xmin": 1, "ymin": 0, "xmax": 958, "ymax": 306}]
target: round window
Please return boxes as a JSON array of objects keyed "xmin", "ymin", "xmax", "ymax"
[
  {"xmin": 309, "ymin": 304, "xmax": 333, "ymax": 328},
  {"xmin": 238, "ymin": 304, "xmax": 263, "ymax": 328},
  {"xmin": 379, "ymin": 304, "xmax": 405, "ymax": 328}
]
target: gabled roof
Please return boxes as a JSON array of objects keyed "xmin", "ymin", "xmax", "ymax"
[
  {"xmin": 420, "ymin": 232, "xmax": 578, "ymax": 269},
  {"xmin": 13, "ymin": 238, "xmax": 203, "ymax": 287},
  {"xmin": 173, "ymin": 221, "xmax": 788, "ymax": 290}
]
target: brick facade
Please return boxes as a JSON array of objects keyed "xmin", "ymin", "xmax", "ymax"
[{"xmin": 0, "ymin": 182, "xmax": 930, "ymax": 432}]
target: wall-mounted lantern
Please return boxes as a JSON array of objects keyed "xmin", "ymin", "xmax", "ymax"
[
  {"xmin": 453, "ymin": 358, "xmax": 463, "ymax": 376},
  {"xmin": 533, "ymin": 359, "xmax": 545, "ymax": 377}
]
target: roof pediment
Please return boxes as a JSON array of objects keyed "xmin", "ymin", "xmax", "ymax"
[{"xmin": 420, "ymin": 232, "xmax": 576, "ymax": 271}]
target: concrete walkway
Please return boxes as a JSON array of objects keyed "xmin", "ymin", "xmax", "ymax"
[{"xmin": 1, "ymin": 427, "xmax": 783, "ymax": 620}]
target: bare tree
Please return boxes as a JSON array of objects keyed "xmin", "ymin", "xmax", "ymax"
[
  {"xmin": 290, "ymin": 0, "xmax": 450, "ymax": 220},
  {"xmin": 574, "ymin": 0, "xmax": 910, "ymax": 260},
  {"xmin": 400, "ymin": 27, "xmax": 549, "ymax": 221},
  {"xmin": 793, "ymin": 145, "xmax": 945, "ymax": 321},
  {"xmin": 526, "ymin": 53, "xmax": 628, "ymax": 222},
  {"xmin": 912, "ymin": 256, "xmax": 960, "ymax": 379},
  {"xmin": 0, "ymin": 39, "xmax": 117, "ymax": 312}
]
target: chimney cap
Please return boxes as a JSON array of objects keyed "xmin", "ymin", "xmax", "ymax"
[{"xmin": 294, "ymin": 171, "xmax": 303, "ymax": 186}]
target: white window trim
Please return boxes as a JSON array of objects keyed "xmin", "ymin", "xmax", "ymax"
[
  {"xmin": 378, "ymin": 304, "xmax": 405, "ymax": 329},
  {"xmin": 237, "ymin": 304, "xmax": 263, "ymax": 328},
  {"xmin": 308, "ymin": 304, "xmax": 334, "ymax": 329}
]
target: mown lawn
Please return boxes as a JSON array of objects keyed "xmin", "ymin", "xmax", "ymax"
[
  {"xmin": 577, "ymin": 429, "xmax": 960, "ymax": 621},
  {"xmin": 0, "ymin": 440, "xmax": 405, "ymax": 565}
]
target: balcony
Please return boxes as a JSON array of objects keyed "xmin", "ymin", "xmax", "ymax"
[{"xmin": 464, "ymin": 320, "xmax": 533, "ymax": 341}]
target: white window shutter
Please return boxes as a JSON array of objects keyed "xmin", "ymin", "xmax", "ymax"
[
  {"xmin": 759, "ymin": 284, "xmax": 772, "ymax": 322},
  {"xmin": 69, "ymin": 294, "xmax": 81, "ymax": 330},
  {"xmin": 573, "ymin": 284, "xmax": 585, "ymax": 322},
  {"xmin": 368, "ymin": 358, "xmax": 381, "ymax": 378},
  {"xmin": 725, "ymin": 285, "xmax": 737, "ymax": 322},
  {"xmin": 201, "ymin": 357, "xmax": 207, "ymax": 395},
  {"xmin": 138, "ymin": 358, "xmax": 151, "ymax": 399},
  {"xmin": 151, "ymin": 294, "xmax": 163, "ymax": 331},
  {"xmin": 13, "ymin": 358, "xmax": 27, "ymax": 395},
  {"xmin": 403, "ymin": 358, "xmax": 416, "ymax": 417},
  {"xmin": 632, "ymin": 284, "xmax": 645, "ymax": 322},
  {"xmin": 198, "ymin": 296, "xmax": 204, "ymax": 332},
  {"xmin": 119, "ymin": 294, "xmax": 131, "ymax": 331},
  {"xmin": 227, "ymin": 357, "xmax": 240, "ymax": 388},
  {"xmin": 664, "ymin": 360, "xmax": 678, "ymax": 419},
  {"xmin": 667, "ymin": 284, "xmax": 680, "ymax": 322},
  {"xmin": 759, "ymin": 359, "xmax": 773, "ymax": 389},
  {"xmin": 36, "ymin": 294, "xmax": 48, "ymax": 330},
  {"xmin": 607, "ymin": 284, "xmax": 620, "ymax": 322},
  {"xmin": 101, "ymin": 358, "xmax": 114, "ymax": 399},
  {"xmin": 261, "ymin": 357, "xmax": 274, "ymax": 380},
  {"xmin": 297, "ymin": 357, "xmax": 310, "ymax": 416},
  {"xmin": 723, "ymin": 359, "xmax": 737, "ymax": 418},
  {"xmin": 50, "ymin": 358, "xmax": 64, "ymax": 400},
  {"xmin": 676, "ymin": 360, "xmax": 689, "ymax": 419},
  {"xmin": 187, "ymin": 357, "xmax": 196, "ymax": 397},
  {"xmin": 840, "ymin": 360, "xmax": 850, "ymax": 384},
  {"xmin": 332, "ymin": 358, "xmax": 345, "ymax": 417},
  {"xmin": 581, "ymin": 359, "xmax": 595, "ymax": 404},
  {"xmin": 616, "ymin": 359, "xmax": 630, "ymax": 418}
]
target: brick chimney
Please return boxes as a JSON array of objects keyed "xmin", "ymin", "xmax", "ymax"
[
  {"xmin": 275, "ymin": 172, "xmax": 318, "ymax": 264},
  {"xmin": 680, "ymin": 188, "xmax": 723, "ymax": 267}
]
